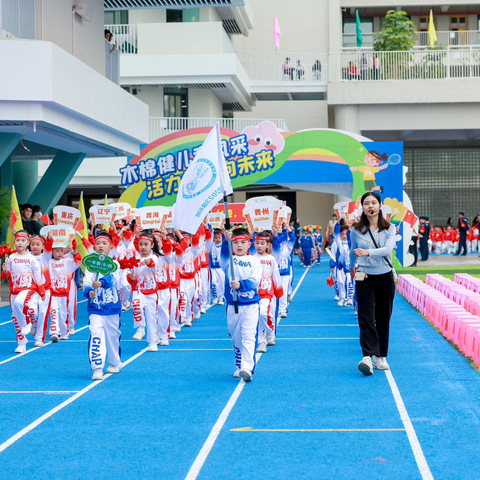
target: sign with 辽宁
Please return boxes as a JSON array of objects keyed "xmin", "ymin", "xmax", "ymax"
[{"xmin": 89, "ymin": 206, "xmax": 117, "ymax": 226}]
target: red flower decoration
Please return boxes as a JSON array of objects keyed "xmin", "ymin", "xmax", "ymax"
[{"xmin": 117, "ymin": 257, "xmax": 141, "ymax": 270}]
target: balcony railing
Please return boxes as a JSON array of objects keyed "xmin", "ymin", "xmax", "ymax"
[
  {"xmin": 330, "ymin": 48, "xmax": 480, "ymax": 82},
  {"xmin": 149, "ymin": 117, "xmax": 289, "ymax": 141},
  {"xmin": 105, "ymin": 24, "xmax": 137, "ymax": 54},
  {"xmin": 237, "ymin": 52, "xmax": 328, "ymax": 83},
  {"xmin": 343, "ymin": 30, "xmax": 480, "ymax": 50}
]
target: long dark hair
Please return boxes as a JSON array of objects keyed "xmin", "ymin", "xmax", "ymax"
[{"xmin": 353, "ymin": 191, "xmax": 391, "ymax": 234}]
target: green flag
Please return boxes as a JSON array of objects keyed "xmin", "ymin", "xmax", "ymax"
[{"xmin": 356, "ymin": 11, "xmax": 363, "ymax": 48}]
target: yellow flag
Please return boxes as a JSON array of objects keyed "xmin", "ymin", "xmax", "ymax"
[
  {"xmin": 77, "ymin": 191, "xmax": 90, "ymax": 264},
  {"xmin": 428, "ymin": 10, "xmax": 437, "ymax": 48},
  {"xmin": 6, "ymin": 185, "xmax": 24, "ymax": 248}
]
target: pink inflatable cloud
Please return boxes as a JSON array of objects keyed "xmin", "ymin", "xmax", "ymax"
[{"xmin": 242, "ymin": 121, "xmax": 285, "ymax": 156}]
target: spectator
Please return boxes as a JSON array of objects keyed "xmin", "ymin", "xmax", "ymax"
[
  {"xmin": 283, "ymin": 57, "xmax": 293, "ymax": 80},
  {"xmin": 325, "ymin": 213, "xmax": 338, "ymax": 247},
  {"xmin": 30, "ymin": 205, "xmax": 43, "ymax": 235},
  {"xmin": 104, "ymin": 29, "xmax": 116, "ymax": 54},
  {"xmin": 373, "ymin": 53, "xmax": 380, "ymax": 80},
  {"xmin": 296, "ymin": 60, "xmax": 305, "ymax": 80},
  {"xmin": 348, "ymin": 61, "xmax": 359, "ymax": 80},
  {"xmin": 418, "ymin": 216, "xmax": 431, "ymax": 261},
  {"xmin": 312, "ymin": 59, "xmax": 322, "ymax": 80},
  {"xmin": 20, "ymin": 203, "xmax": 34, "ymax": 235},
  {"xmin": 360, "ymin": 54, "xmax": 368, "ymax": 80},
  {"xmin": 454, "ymin": 211, "xmax": 469, "ymax": 256}
]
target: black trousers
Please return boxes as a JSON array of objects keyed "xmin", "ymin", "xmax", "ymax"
[
  {"xmin": 355, "ymin": 271, "xmax": 395, "ymax": 358},
  {"xmin": 456, "ymin": 233, "xmax": 467, "ymax": 255}
]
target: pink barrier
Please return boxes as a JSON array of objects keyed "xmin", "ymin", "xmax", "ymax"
[{"xmin": 397, "ymin": 273, "xmax": 480, "ymax": 368}]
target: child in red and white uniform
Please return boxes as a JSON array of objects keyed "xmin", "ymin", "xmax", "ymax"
[
  {"xmin": 252, "ymin": 231, "xmax": 283, "ymax": 354},
  {"xmin": 210, "ymin": 229, "xmax": 225, "ymax": 305},
  {"xmin": 130, "ymin": 233, "xmax": 160, "ymax": 351},
  {"xmin": 166, "ymin": 232, "xmax": 186, "ymax": 338},
  {"xmin": 2, "ymin": 231, "xmax": 46, "ymax": 353},
  {"xmin": 444, "ymin": 225, "xmax": 455, "ymax": 255},
  {"xmin": 473, "ymin": 223, "xmax": 480, "ymax": 253},
  {"xmin": 431, "ymin": 226, "xmax": 445, "ymax": 255},
  {"xmin": 453, "ymin": 228, "xmax": 460, "ymax": 254},
  {"xmin": 179, "ymin": 231, "xmax": 200, "ymax": 327},
  {"xmin": 153, "ymin": 232, "xmax": 172, "ymax": 346},
  {"xmin": 467, "ymin": 227, "xmax": 474, "ymax": 253},
  {"xmin": 30, "ymin": 234, "xmax": 53, "ymax": 347},
  {"xmin": 115, "ymin": 225, "xmax": 136, "ymax": 311},
  {"xmin": 198, "ymin": 224, "xmax": 213, "ymax": 312},
  {"xmin": 49, "ymin": 242, "xmax": 82, "ymax": 342}
]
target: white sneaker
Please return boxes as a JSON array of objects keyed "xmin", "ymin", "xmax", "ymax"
[
  {"xmin": 239, "ymin": 369, "xmax": 252, "ymax": 382},
  {"xmin": 337, "ymin": 299, "xmax": 345, "ymax": 307},
  {"xmin": 344, "ymin": 300, "xmax": 353, "ymax": 306},
  {"xmin": 266, "ymin": 334, "xmax": 276, "ymax": 346},
  {"xmin": 212, "ymin": 298, "xmax": 218, "ymax": 305},
  {"xmin": 218, "ymin": 300, "xmax": 224, "ymax": 305},
  {"xmin": 183, "ymin": 320, "xmax": 192, "ymax": 327},
  {"xmin": 106, "ymin": 364, "xmax": 120, "ymax": 374},
  {"xmin": 193, "ymin": 312, "xmax": 201, "ymax": 320},
  {"xmin": 50, "ymin": 334, "xmax": 59, "ymax": 343},
  {"xmin": 133, "ymin": 327, "xmax": 145, "ymax": 341},
  {"xmin": 20, "ymin": 323, "xmax": 31, "ymax": 336},
  {"xmin": 334, "ymin": 295, "xmax": 340, "ymax": 301},
  {"xmin": 288, "ymin": 295, "xmax": 293, "ymax": 303},
  {"xmin": 69, "ymin": 328, "xmax": 76, "ymax": 336},
  {"xmin": 372, "ymin": 355, "xmax": 390, "ymax": 370},
  {"xmin": 354, "ymin": 311, "xmax": 358, "ymax": 316},
  {"xmin": 34, "ymin": 340, "xmax": 44, "ymax": 348},
  {"xmin": 91, "ymin": 369, "xmax": 103, "ymax": 381},
  {"xmin": 14, "ymin": 344, "xmax": 26, "ymax": 354},
  {"xmin": 148, "ymin": 342, "xmax": 158, "ymax": 352},
  {"xmin": 31, "ymin": 326, "xmax": 37, "ymax": 336},
  {"xmin": 60, "ymin": 334, "xmax": 69, "ymax": 340},
  {"xmin": 358, "ymin": 356, "xmax": 374, "ymax": 376},
  {"xmin": 279, "ymin": 312, "xmax": 287, "ymax": 318},
  {"xmin": 160, "ymin": 338, "xmax": 169, "ymax": 346},
  {"xmin": 200, "ymin": 307, "xmax": 206, "ymax": 314},
  {"xmin": 169, "ymin": 331, "xmax": 176, "ymax": 339},
  {"xmin": 233, "ymin": 369, "xmax": 241, "ymax": 378},
  {"xmin": 257, "ymin": 342, "xmax": 267, "ymax": 353}
]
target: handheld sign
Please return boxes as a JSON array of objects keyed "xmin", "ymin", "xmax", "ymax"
[
  {"xmin": 110, "ymin": 202, "xmax": 131, "ymax": 221},
  {"xmin": 40, "ymin": 225, "xmax": 75, "ymax": 248},
  {"xmin": 136, "ymin": 206, "xmax": 169, "ymax": 230},
  {"xmin": 82, "ymin": 253, "xmax": 118, "ymax": 276},
  {"xmin": 89, "ymin": 205, "xmax": 117, "ymax": 226},
  {"xmin": 207, "ymin": 212, "xmax": 225, "ymax": 229},
  {"xmin": 243, "ymin": 196, "xmax": 284, "ymax": 231},
  {"xmin": 164, "ymin": 206, "xmax": 175, "ymax": 230},
  {"xmin": 53, "ymin": 206, "xmax": 81, "ymax": 230}
]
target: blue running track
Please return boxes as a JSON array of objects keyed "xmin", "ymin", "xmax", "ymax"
[{"xmin": 1, "ymin": 257, "xmax": 479, "ymax": 480}]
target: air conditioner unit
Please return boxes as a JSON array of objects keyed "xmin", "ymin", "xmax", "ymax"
[{"xmin": 73, "ymin": 3, "xmax": 93, "ymax": 22}]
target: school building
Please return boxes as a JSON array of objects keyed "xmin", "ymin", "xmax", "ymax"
[{"xmin": 2, "ymin": 0, "xmax": 480, "ymax": 228}]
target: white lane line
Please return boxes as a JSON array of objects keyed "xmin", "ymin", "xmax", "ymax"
[
  {"xmin": 385, "ymin": 370, "xmax": 434, "ymax": 480},
  {"xmin": 0, "ymin": 325, "xmax": 89, "ymax": 367},
  {"xmin": 184, "ymin": 266, "xmax": 310, "ymax": 480},
  {"xmin": 0, "ymin": 346, "xmax": 149, "ymax": 454},
  {"xmin": 0, "ymin": 320, "xmax": 13, "ymax": 326},
  {"xmin": 0, "ymin": 391, "xmax": 80, "ymax": 395}
]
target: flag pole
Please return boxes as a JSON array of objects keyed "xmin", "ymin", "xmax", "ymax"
[{"xmin": 216, "ymin": 123, "xmax": 239, "ymax": 314}]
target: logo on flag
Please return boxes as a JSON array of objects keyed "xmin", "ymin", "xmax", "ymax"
[{"xmin": 182, "ymin": 159, "xmax": 217, "ymax": 199}]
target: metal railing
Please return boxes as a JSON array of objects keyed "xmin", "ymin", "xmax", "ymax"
[
  {"xmin": 343, "ymin": 30, "xmax": 480, "ymax": 50},
  {"xmin": 331, "ymin": 48, "xmax": 480, "ymax": 82},
  {"xmin": 237, "ymin": 52, "xmax": 329, "ymax": 82},
  {"xmin": 149, "ymin": 117, "xmax": 289, "ymax": 140},
  {"xmin": 104, "ymin": 24, "xmax": 137, "ymax": 54}
]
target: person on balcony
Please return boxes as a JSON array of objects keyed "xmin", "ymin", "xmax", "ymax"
[
  {"xmin": 360, "ymin": 54, "xmax": 368, "ymax": 80},
  {"xmin": 312, "ymin": 60, "xmax": 322, "ymax": 80},
  {"xmin": 296, "ymin": 60, "xmax": 305, "ymax": 80},
  {"xmin": 283, "ymin": 57, "xmax": 293, "ymax": 80},
  {"xmin": 348, "ymin": 61, "xmax": 359, "ymax": 80},
  {"xmin": 373, "ymin": 53, "xmax": 380, "ymax": 80}
]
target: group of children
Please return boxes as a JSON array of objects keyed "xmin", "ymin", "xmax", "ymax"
[
  {"xmin": 298, "ymin": 225, "xmax": 323, "ymax": 267},
  {"xmin": 428, "ymin": 225, "xmax": 479, "ymax": 255},
  {"xmin": 2, "ymin": 219, "xmax": 297, "ymax": 383}
]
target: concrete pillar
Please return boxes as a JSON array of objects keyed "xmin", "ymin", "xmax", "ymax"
[
  {"xmin": 0, "ymin": 133, "xmax": 21, "ymax": 168},
  {"xmin": 13, "ymin": 161, "xmax": 38, "ymax": 204},
  {"xmin": 27, "ymin": 151, "xmax": 86, "ymax": 213},
  {"xmin": 333, "ymin": 105, "xmax": 361, "ymax": 135}
]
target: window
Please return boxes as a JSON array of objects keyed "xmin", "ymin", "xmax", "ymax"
[
  {"xmin": 104, "ymin": 10, "xmax": 128, "ymax": 25},
  {"xmin": 450, "ymin": 16, "xmax": 467, "ymax": 45},
  {"xmin": 418, "ymin": 16, "xmax": 430, "ymax": 46},
  {"xmin": 342, "ymin": 17, "xmax": 373, "ymax": 48},
  {"xmin": 166, "ymin": 9, "xmax": 183, "ymax": 23},
  {"xmin": 163, "ymin": 87, "xmax": 188, "ymax": 118}
]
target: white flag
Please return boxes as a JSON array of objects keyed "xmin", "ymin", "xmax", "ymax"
[{"xmin": 174, "ymin": 123, "xmax": 233, "ymax": 234}]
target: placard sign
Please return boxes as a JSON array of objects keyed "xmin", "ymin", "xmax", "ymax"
[
  {"xmin": 243, "ymin": 196, "xmax": 284, "ymax": 231},
  {"xmin": 89, "ymin": 206, "xmax": 117, "ymax": 226},
  {"xmin": 53, "ymin": 206, "xmax": 81, "ymax": 229},
  {"xmin": 136, "ymin": 206, "xmax": 169, "ymax": 230},
  {"xmin": 40, "ymin": 225, "xmax": 76, "ymax": 248},
  {"xmin": 164, "ymin": 206, "xmax": 175, "ymax": 230},
  {"xmin": 109, "ymin": 202, "xmax": 131, "ymax": 221},
  {"xmin": 207, "ymin": 212, "xmax": 226, "ymax": 229}
]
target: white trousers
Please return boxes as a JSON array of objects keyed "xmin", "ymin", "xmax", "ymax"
[
  {"xmin": 50, "ymin": 296, "xmax": 69, "ymax": 335},
  {"xmin": 210, "ymin": 267, "xmax": 225, "ymax": 301},
  {"xmin": 180, "ymin": 278, "xmax": 196, "ymax": 323},
  {"xmin": 67, "ymin": 281, "xmax": 77, "ymax": 329},
  {"xmin": 88, "ymin": 314, "xmax": 121, "ymax": 371},
  {"xmin": 157, "ymin": 288, "xmax": 170, "ymax": 340},
  {"xmin": 132, "ymin": 291, "xmax": 158, "ymax": 344},
  {"xmin": 169, "ymin": 287, "xmax": 180, "ymax": 332},
  {"xmin": 258, "ymin": 297, "xmax": 275, "ymax": 344},
  {"xmin": 227, "ymin": 303, "xmax": 259, "ymax": 372},
  {"xmin": 11, "ymin": 289, "xmax": 38, "ymax": 346},
  {"xmin": 199, "ymin": 266, "xmax": 210, "ymax": 307},
  {"xmin": 278, "ymin": 274, "xmax": 290, "ymax": 314},
  {"xmin": 33, "ymin": 290, "xmax": 52, "ymax": 342}
]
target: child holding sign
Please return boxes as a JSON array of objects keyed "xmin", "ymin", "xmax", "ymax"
[
  {"xmin": 83, "ymin": 232, "xmax": 123, "ymax": 381},
  {"xmin": 2, "ymin": 231, "xmax": 46, "ymax": 353}
]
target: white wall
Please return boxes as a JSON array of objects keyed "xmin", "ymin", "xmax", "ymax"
[
  {"xmin": 37, "ymin": 0, "xmax": 105, "ymax": 75},
  {"xmin": 188, "ymin": 89, "xmax": 223, "ymax": 118},
  {"xmin": 134, "ymin": 86, "xmax": 163, "ymax": 117},
  {"xmin": 129, "ymin": 9, "xmax": 166, "ymax": 23}
]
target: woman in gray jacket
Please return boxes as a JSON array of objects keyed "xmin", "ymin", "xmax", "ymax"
[{"xmin": 350, "ymin": 191, "xmax": 396, "ymax": 376}]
